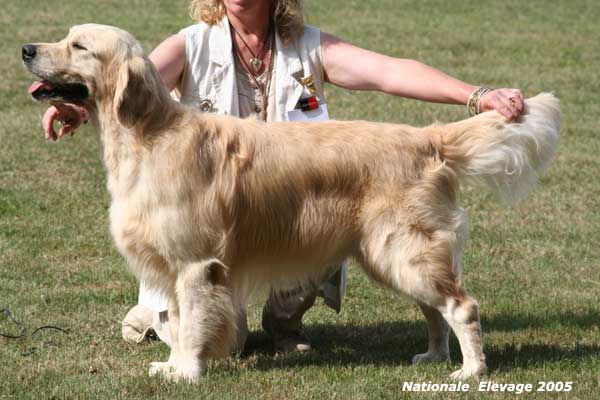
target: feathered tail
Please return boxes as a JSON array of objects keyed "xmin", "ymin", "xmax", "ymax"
[{"xmin": 439, "ymin": 93, "xmax": 560, "ymax": 204}]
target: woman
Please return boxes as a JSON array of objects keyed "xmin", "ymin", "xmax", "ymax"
[{"xmin": 42, "ymin": 0, "xmax": 524, "ymax": 353}]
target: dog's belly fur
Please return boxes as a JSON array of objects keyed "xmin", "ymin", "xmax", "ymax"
[{"xmin": 110, "ymin": 172, "xmax": 361, "ymax": 294}]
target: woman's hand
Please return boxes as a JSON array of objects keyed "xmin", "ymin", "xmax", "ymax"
[
  {"xmin": 479, "ymin": 88, "xmax": 524, "ymax": 122},
  {"xmin": 42, "ymin": 103, "xmax": 87, "ymax": 141}
]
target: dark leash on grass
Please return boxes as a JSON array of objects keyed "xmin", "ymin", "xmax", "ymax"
[
  {"xmin": 0, "ymin": 309, "xmax": 25, "ymax": 339},
  {"xmin": 1, "ymin": 308, "xmax": 69, "ymax": 355}
]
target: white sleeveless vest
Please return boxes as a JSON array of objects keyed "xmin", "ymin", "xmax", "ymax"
[{"xmin": 177, "ymin": 17, "xmax": 326, "ymax": 122}]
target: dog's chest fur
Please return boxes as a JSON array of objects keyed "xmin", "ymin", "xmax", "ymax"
[{"xmin": 106, "ymin": 146, "xmax": 211, "ymax": 284}]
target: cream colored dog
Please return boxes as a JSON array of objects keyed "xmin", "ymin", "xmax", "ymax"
[{"xmin": 24, "ymin": 24, "xmax": 560, "ymax": 383}]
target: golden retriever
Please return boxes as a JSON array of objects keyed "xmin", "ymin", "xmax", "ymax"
[{"xmin": 23, "ymin": 24, "xmax": 560, "ymax": 383}]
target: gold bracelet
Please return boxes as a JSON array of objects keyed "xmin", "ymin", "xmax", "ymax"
[{"xmin": 467, "ymin": 87, "xmax": 493, "ymax": 116}]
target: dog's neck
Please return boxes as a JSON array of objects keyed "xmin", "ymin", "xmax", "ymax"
[
  {"xmin": 90, "ymin": 96, "xmax": 183, "ymax": 199},
  {"xmin": 88, "ymin": 54, "xmax": 191, "ymax": 199},
  {"xmin": 91, "ymin": 115, "xmax": 141, "ymax": 198}
]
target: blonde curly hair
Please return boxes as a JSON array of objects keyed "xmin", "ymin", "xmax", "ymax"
[{"xmin": 189, "ymin": 0, "xmax": 304, "ymax": 45}]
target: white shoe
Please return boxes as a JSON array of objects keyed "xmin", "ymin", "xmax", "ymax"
[{"xmin": 121, "ymin": 304, "xmax": 156, "ymax": 344}]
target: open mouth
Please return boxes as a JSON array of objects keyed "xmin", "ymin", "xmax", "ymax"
[{"xmin": 28, "ymin": 80, "xmax": 89, "ymax": 102}]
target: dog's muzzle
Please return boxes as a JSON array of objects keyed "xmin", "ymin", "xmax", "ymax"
[{"xmin": 22, "ymin": 43, "xmax": 90, "ymax": 103}]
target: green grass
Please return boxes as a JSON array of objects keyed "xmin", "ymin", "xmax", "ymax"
[{"xmin": 1, "ymin": 0, "xmax": 599, "ymax": 398}]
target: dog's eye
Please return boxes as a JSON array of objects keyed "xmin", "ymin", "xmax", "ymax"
[{"xmin": 72, "ymin": 42, "xmax": 87, "ymax": 51}]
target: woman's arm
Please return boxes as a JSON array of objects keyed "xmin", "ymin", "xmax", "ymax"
[
  {"xmin": 321, "ymin": 32, "xmax": 523, "ymax": 121},
  {"xmin": 148, "ymin": 34, "xmax": 187, "ymax": 92}
]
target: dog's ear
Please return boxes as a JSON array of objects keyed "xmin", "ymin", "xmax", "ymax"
[{"xmin": 113, "ymin": 55, "xmax": 148, "ymax": 127}]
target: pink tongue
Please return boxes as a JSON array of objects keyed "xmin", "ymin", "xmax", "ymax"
[{"xmin": 28, "ymin": 80, "xmax": 55, "ymax": 94}]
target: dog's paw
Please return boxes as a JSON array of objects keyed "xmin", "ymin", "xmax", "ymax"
[
  {"xmin": 449, "ymin": 364, "xmax": 487, "ymax": 380},
  {"xmin": 149, "ymin": 360, "xmax": 203, "ymax": 383},
  {"xmin": 412, "ymin": 351, "xmax": 449, "ymax": 364},
  {"xmin": 163, "ymin": 368, "xmax": 200, "ymax": 384},
  {"xmin": 149, "ymin": 361, "xmax": 175, "ymax": 377}
]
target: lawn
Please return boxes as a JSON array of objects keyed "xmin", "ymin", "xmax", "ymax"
[{"xmin": 1, "ymin": 0, "xmax": 599, "ymax": 399}]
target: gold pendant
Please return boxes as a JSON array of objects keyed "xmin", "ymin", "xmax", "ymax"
[{"xmin": 250, "ymin": 58, "xmax": 262, "ymax": 72}]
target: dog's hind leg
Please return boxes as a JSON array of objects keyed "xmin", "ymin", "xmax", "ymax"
[
  {"xmin": 359, "ymin": 212, "xmax": 486, "ymax": 379},
  {"xmin": 411, "ymin": 302, "xmax": 450, "ymax": 364},
  {"xmin": 149, "ymin": 259, "xmax": 235, "ymax": 383},
  {"xmin": 441, "ymin": 294, "xmax": 486, "ymax": 380},
  {"xmin": 411, "ymin": 208, "xmax": 469, "ymax": 366}
]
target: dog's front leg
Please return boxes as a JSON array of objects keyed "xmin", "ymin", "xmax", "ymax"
[
  {"xmin": 149, "ymin": 296, "xmax": 181, "ymax": 378},
  {"xmin": 150, "ymin": 259, "xmax": 236, "ymax": 383}
]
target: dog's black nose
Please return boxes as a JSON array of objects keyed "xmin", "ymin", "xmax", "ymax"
[{"xmin": 22, "ymin": 44, "xmax": 37, "ymax": 62}]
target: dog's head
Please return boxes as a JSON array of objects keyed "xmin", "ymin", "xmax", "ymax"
[{"xmin": 23, "ymin": 24, "xmax": 158, "ymax": 126}]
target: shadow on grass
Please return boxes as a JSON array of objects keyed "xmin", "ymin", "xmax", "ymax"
[
  {"xmin": 243, "ymin": 309, "xmax": 600, "ymax": 372},
  {"xmin": 486, "ymin": 342, "xmax": 600, "ymax": 373},
  {"xmin": 482, "ymin": 309, "xmax": 600, "ymax": 332},
  {"xmin": 244, "ymin": 320, "xmax": 420, "ymax": 370}
]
